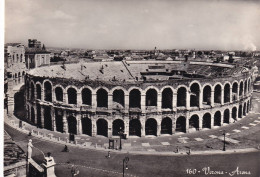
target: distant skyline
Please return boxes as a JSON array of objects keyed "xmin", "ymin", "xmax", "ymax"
[{"xmin": 4, "ymin": 0, "xmax": 260, "ymax": 50}]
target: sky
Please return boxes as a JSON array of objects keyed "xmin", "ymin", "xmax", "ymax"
[{"xmin": 4, "ymin": 0, "xmax": 260, "ymax": 50}]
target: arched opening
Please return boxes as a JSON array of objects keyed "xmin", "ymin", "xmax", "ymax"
[
  {"xmin": 176, "ymin": 116, "xmax": 186, "ymax": 132},
  {"xmin": 55, "ymin": 87, "xmax": 63, "ymax": 102},
  {"xmin": 239, "ymin": 82, "xmax": 243, "ymax": 96},
  {"xmin": 244, "ymin": 81, "xmax": 248, "ymax": 95},
  {"xmin": 37, "ymin": 104, "xmax": 41, "ymax": 127},
  {"xmin": 238, "ymin": 105, "xmax": 242, "ymax": 118},
  {"xmin": 202, "ymin": 113, "xmax": 211, "ymax": 128},
  {"xmin": 97, "ymin": 119, "xmax": 108, "ymax": 137},
  {"xmin": 82, "ymin": 88, "xmax": 92, "ymax": 105},
  {"xmin": 224, "ymin": 84, "xmax": 230, "ymax": 103},
  {"xmin": 97, "ymin": 88, "xmax": 108, "ymax": 107},
  {"xmin": 129, "ymin": 89, "xmax": 141, "ymax": 108},
  {"xmin": 67, "ymin": 116, "xmax": 77, "ymax": 135},
  {"xmin": 224, "ymin": 109, "xmax": 230, "ymax": 124},
  {"xmin": 232, "ymin": 82, "xmax": 238, "ymax": 101},
  {"xmin": 145, "ymin": 118, "xmax": 157, "ymax": 136},
  {"xmin": 18, "ymin": 72, "xmax": 21, "ymax": 77},
  {"xmin": 162, "ymin": 88, "xmax": 173, "ymax": 109},
  {"xmin": 112, "ymin": 119, "xmax": 124, "ymax": 136},
  {"xmin": 161, "ymin": 117, "xmax": 172, "ymax": 134},
  {"xmin": 232, "ymin": 107, "xmax": 237, "ymax": 121},
  {"xmin": 113, "ymin": 90, "xmax": 125, "ymax": 108},
  {"xmin": 15, "ymin": 73, "xmax": 17, "ymax": 78},
  {"xmin": 146, "ymin": 89, "xmax": 157, "ymax": 106},
  {"xmin": 189, "ymin": 115, "xmax": 199, "ymax": 130},
  {"xmin": 31, "ymin": 107, "xmax": 35, "ymax": 124},
  {"xmin": 30, "ymin": 83, "xmax": 35, "ymax": 100},
  {"xmin": 203, "ymin": 85, "xmax": 211, "ymax": 106},
  {"xmin": 36, "ymin": 84, "xmax": 41, "ymax": 100},
  {"xmin": 177, "ymin": 87, "xmax": 186, "ymax": 107},
  {"xmin": 55, "ymin": 110, "xmax": 63, "ymax": 133},
  {"xmin": 190, "ymin": 83, "xmax": 200, "ymax": 107},
  {"xmin": 68, "ymin": 88, "xmax": 77, "ymax": 104},
  {"xmin": 82, "ymin": 117, "xmax": 92, "ymax": 136},
  {"xmin": 44, "ymin": 107, "xmax": 52, "ymax": 130},
  {"xmin": 214, "ymin": 111, "xmax": 221, "ymax": 126},
  {"xmin": 129, "ymin": 119, "xmax": 141, "ymax": 137},
  {"xmin": 243, "ymin": 103, "xmax": 247, "ymax": 116},
  {"xmin": 247, "ymin": 100, "xmax": 250, "ymax": 113},
  {"xmin": 214, "ymin": 85, "xmax": 221, "ymax": 104},
  {"xmin": 44, "ymin": 81, "xmax": 52, "ymax": 102},
  {"xmin": 248, "ymin": 79, "xmax": 251, "ymax": 92},
  {"xmin": 22, "ymin": 71, "xmax": 25, "ymax": 76}
]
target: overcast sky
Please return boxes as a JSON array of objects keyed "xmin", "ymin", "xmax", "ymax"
[{"xmin": 4, "ymin": 0, "xmax": 260, "ymax": 50}]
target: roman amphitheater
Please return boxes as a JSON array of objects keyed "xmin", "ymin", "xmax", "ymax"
[{"xmin": 24, "ymin": 60, "xmax": 254, "ymax": 138}]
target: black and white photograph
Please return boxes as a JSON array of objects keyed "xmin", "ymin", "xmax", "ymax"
[{"xmin": 2, "ymin": 0, "xmax": 260, "ymax": 176}]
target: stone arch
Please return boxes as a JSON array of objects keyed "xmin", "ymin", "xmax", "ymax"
[
  {"xmin": 189, "ymin": 114, "xmax": 199, "ymax": 130},
  {"xmin": 162, "ymin": 88, "xmax": 173, "ymax": 109},
  {"xmin": 67, "ymin": 116, "xmax": 77, "ymax": 135},
  {"xmin": 97, "ymin": 88, "xmax": 108, "ymax": 108},
  {"xmin": 44, "ymin": 80, "xmax": 52, "ymax": 102},
  {"xmin": 202, "ymin": 84, "xmax": 212, "ymax": 106},
  {"xmin": 97, "ymin": 119, "xmax": 108, "ymax": 137},
  {"xmin": 224, "ymin": 83, "xmax": 231, "ymax": 103},
  {"xmin": 161, "ymin": 117, "xmax": 172, "ymax": 135},
  {"xmin": 81, "ymin": 88, "xmax": 92, "ymax": 105},
  {"xmin": 110, "ymin": 86, "xmax": 128, "ymax": 95},
  {"xmin": 44, "ymin": 107, "xmax": 52, "ymax": 130},
  {"xmin": 31, "ymin": 107, "xmax": 35, "ymax": 124},
  {"xmin": 177, "ymin": 86, "xmax": 187, "ymax": 107},
  {"xmin": 145, "ymin": 118, "xmax": 157, "ymax": 136},
  {"xmin": 30, "ymin": 82, "xmax": 35, "ymax": 100},
  {"xmin": 214, "ymin": 111, "xmax": 221, "ymax": 126},
  {"xmin": 243, "ymin": 102, "xmax": 247, "ymax": 116},
  {"xmin": 224, "ymin": 109, "xmax": 230, "ymax": 124},
  {"xmin": 176, "ymin": 116, "xmax": 186, "ymax": 132},
  {"xmin": 238, "ymin": 104, "xmax": 242, "ymax": 118},
  {"xmin": 129, "ymin": 119, "xmax": 141, "ymax": 137},
  {"xmin": 112, "ymin": 119, "xmax": 124, "ymax": 136},
  {"xmin": 37, "ymin": 104, "xmax": 41, "ymax": 127},
  {"xmin": 67, "ymin": 87, "xmax": 77, "ymax": 104},
  {"xmin": 202, "ymin": 113, "xmax": 211, "ymax": 128},
  {"xmin": 190, "ymin": 82, "xmax": 200, "ymax": 107},
  {"xmin": 129, "ymin": 89, "xmax": 141, "ymax": 108},
  {"xmin": 146, "ymin": 89, "xmax": 157, "ymax": 106},
  {"xmin": 214, "ymin": 84, "xmax": 222, "ymax": 104},
  {"xmin": 232, "ymin": 107, "xmax": 237, "ymax": 121},
  {"xmin": 82, "ymin": 117, "xmax": 92, "ymax": 136},
  {"xmin": 113, "ymin": 89, "xmax": 125, "ymax": 108},
  {"xmin": 55, "ymin": 109, "xmax": 63, "ymax": 133},
  {"xmin": 232, "ymin": 81, "xmax": 238, "ymax": 101},
  {"xmin": 55, "ymin": 86, "xmax": 64, "ymax": 102},
  {"xmin": 36, "ymin": 83, "xmax": 42, "ymax": 100},
  {"xmin": 239, "ymin": 81, "xmax": 244, "ymax": 96}
]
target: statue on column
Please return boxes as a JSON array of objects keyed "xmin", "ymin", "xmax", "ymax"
[{"xmin": 27, "ymin": 139, "xmax": 33, "ymax": 159}]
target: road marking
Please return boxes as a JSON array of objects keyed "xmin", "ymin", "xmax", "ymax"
[
  {"xmin": 218, "ymin": 137, "xmax": 240, "ymax": 144},
  {"xmin": 249, "ymin": 123, "xmax": 257, "ymax": 126},
  {"xmin": 241, "ymin": 126, "xmax": 249, "ymax": 129},
  {"xmin": 209, "ymin": 135, "xmax": 218, "ymax": 138},
  {"xmin": 178, "ymin": 139, "xmax": 187, "ymax": 144},
  {"xmin": 178, "ymin": 137, "xmax": 189, "ymax": 140},
  {"xmin": 232, "ymin": 129, "xmax": 241, "ymax": 133},
  {"xmin": 147, "ymin": 149, "xmax": 156, "ymax": 152},
  {"xmin": 142, "ymin": 143, "xmax": 150, "ymax": 147},
  {"xmin": 194, "ymin": 138, "xmax": 204, "ymax": 142},
  {"xmin": 123, "ymin": 143, "xmax": 131, "ymax": 147},
  {"xmin": 254, "ymin": 120, "xmax": 260, "ymax": 123},
  {"xmin": 161, "ymin": 142, "xmax": 170, "ymax": 146}
]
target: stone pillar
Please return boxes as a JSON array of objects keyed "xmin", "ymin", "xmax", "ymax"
[
  {"xmin": 41, "ymin": 88, "xmax": 44, "ymax": 101},
  {"xmin": 64, "ymin": 93, "xmax": 68, "ymax": 104},
  {"xmin": 229, "ymin": 111, "xmax": 232, "ymax": 124},
  {"xmin": 157, "ymin": 120, "xmax": 161, "ymax": 136},
  {"xmin": 199, "ymin": 91, "xmax": 203, "ymax": 109},
  {"xmin": 40, "ymin": 106, "xmax": 45, "ymax": 128},
  {"xmin": 185, "ymin": 115, "xmax": 189, "ymax": 133},
  {"xmin": 186, "ymin": 91, "xmax": 190, "ymax": 110},
  {"xmin": 172, "ymin": 90, "xmax": 177, "ymax": 111},
  {"xmin": 141, "ymin": 94, "xmax": 146, "ymax": 113},
  {"xmin": 157, "ymin": 93, "xmax": 162, "ymax": 112},
  {"xmin": 199, "ymin": 116, "xmax": 202, "ymax": 130},
  {"xmin": 124, "ymin": 94, "xmax": 129, "ymax": 112},
  {"xmin": 221, "ymin": 88, "xmax": 224, "ymax": 105},
  {"xmin": 51, "ymin": 107, "xmax": 56, "ymax": 131},
  {"xmin": 172, "ymin": 117, "xmax": 176, "ymax": 134},
  {"xmin": 34, "ymin": 105, "xmax": 38, "ymax": 125},
  {"xmin": 107, "ymin": 120, "xmax": 112, "ymax": 137},
  {"xmin": 76, "ymin": 113, "xmax": 82, "ymax": 135},
  {"xmin": 51, "ymin": 89, "xmax": 55, "ymax": 103},
  {"xmin": 124, "ymin": 117, "xmax": 129, "ymax": 138},
  {"xmin": 108, "ymin": 94, "xmax": 113, "ymax": 110},
  {"xmin": 91, "ymin": 118, "xmax": 96, "ymax": 136},
  {"xmin": 63, "ymin": 92, "xmax": 66, "ymax": 103},
  {"xmin": 140, "ymin": 116, "xmax": 146, "ymax": 137},
  {"xmin": 63, "ymin": 110, "xmax": 68, "ymax": 133},
  {"xmin": 91, "ymin": 94, "xmax": 97, "ymax": 109},
  {"xmin": 210, "ymin": 91, "xmax": 214, "ymax": 107},
  {"xmin": 77, "ymin": 93, "xmax": 82, "ymax": 106},
  {"xmin": 42, "ymin": 155, "xmax": 56, "ymax": 177},
  {"xmin": 211, "ymin": 115, "xmax": 214, "ymax": 128},
  {"xmin": 229, "ymin": 87, "xmax": 233, "ymax": 103},
  {"xmin": 220, "ymin": 112, "xmax": 224, "ymax": 126}
]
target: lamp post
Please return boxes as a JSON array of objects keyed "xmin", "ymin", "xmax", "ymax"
[
  {"xmin": 123, "ymin": 156, "xmax": 129, "ymax": 177},
  {"xmin": 118, "ymin": 127, "xmax": 124, "ymax": 150},
  {"xmin": 223, "ymin": 130, "xmax": 226, "ymax": 151}
]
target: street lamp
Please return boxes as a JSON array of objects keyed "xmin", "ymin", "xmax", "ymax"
[
  {"xmin": 118, "ymin": 127, "xmax": 124, "ymax": 150},
  {"xmin": 223, "ymin": 130, "xmax": 226, "ymax": 151},
  {"xmin": 123, "ymin": 156, "xmax": 129, "ymax": 177}
]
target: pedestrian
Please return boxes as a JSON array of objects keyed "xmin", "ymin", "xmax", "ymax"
[
  {"xmin": 176, "ymin": 146, "xmax": 179, "ymax": 153},
  {"xmin": 64, "ymin": 145, "xmax": 69, "ymax": 152},
  {"xmin": 188, "ymin": 148, "xmax": 191, "ymax": 155},
  {"xmin": 106, "ymin": 151, "xmax": 111, "ymax": 159}
]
